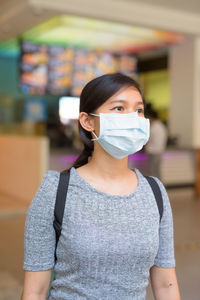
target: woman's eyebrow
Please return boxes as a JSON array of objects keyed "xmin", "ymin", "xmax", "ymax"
[
  {"xmin": 109, "ymin": 100, "xmax": 127, "ymax": 104},
  {"xmin": 136, "ymin": 101, "xmax": 144, "ymax": 106},
  {"xmin": 109, "ymin": 100, "xmax": 144, "ymax": 106}
]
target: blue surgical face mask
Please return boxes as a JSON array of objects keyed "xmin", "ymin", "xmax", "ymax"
[{"xmin": 90, "ymin": 112, "xmax": 150, "ymax": 159}]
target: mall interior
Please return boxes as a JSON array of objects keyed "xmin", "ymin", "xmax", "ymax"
[{"xmin": 0, "ymin": 0, "xmax": 200, "ymax": 299}]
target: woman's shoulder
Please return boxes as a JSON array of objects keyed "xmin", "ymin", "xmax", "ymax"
[
  {"xmin": 41, "ymin": 169, "xmax": 60, "ymax": 187},
  {"xmin": 134, "ymin": 169, "xmax": 171, "ymax": 219},
  {"xmin": 43, "ymin": 169, "xmax": 60, "ymax": 178},
  {"xmin": 134, "ymin": 168, "xmax": 167, "ymax": 198},
  {"xmin": 134, "ymin": 168, "xmax": 165, "ymax": 187},
  {"xmin": 27, "ymin": 170, "xmax": 60, "ymax": 215},
  {"xmin": 147, "ymin": 175, "xmax": 167, "ymax": 195},
  {"xmin": 32, "ymin": 170, "xmax": 60, "ymax": 202}
]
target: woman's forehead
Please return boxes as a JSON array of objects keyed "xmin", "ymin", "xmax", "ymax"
[{"xmin": 106, "ymin": 87, "xmax": 143, "ymax": 105}]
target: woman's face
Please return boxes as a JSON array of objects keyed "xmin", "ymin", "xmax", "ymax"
[
  {"xmin": 79, "ymin": 86, "xmax": 145, "ymax": 137},
  {"xmin": 91, "ymin": 86, "xmax": 144, "ymax": 137}
]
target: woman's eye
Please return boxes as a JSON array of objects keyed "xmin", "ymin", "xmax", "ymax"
[
  {"xmin": 112, "ymin": 106, "xmax": 124, "ymax": 112},
  {"xmin": 136, "ymin": 108, "xmax": 144, "ymax": 114}
]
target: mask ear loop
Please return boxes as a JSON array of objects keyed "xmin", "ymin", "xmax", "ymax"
[
  {"xmin": 91, "ymin": 131, "xmax": 98, "ymax": 141},
  {"xmin": 90, "ymin": 113, "xmax": 99, "ymax": 117},
  {"xmin": 89, "ymin": 113, "xmax": 100, "ymax": 141}
]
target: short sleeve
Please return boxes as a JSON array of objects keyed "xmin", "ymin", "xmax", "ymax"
[
  {"xmin": 153, "ymin": 177, "xmax": 176, "ymax": 268},
  {"xmin": 23, "ymin": 170, "xmax": 60, "ymax": 271}
]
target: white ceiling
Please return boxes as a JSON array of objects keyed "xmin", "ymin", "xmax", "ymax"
[
  {"xmin": 123, "ymin": 0, "xmax": 200, "ymax": 15},
  {"xmin": 1, "ymin": 0, "xmax": 200, "ymax": 43}
]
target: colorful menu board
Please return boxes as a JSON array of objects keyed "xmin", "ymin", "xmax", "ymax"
[
  {"xmin": 20, "ymin": 41, "xmax": 138, "ymax": 96},
  {"xmin": 20, "ymin": 42, "xmax": 48, "ymax": 94},
  {"xmin": 47, "ymin": 46, "xmax": 74, "ymax": 95}
]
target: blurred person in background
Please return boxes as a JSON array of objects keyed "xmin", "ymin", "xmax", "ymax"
[{"xmin": 145, "ymin": 108, "xmax": 168, "ymax": 179}]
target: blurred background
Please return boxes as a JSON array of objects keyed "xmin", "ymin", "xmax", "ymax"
[{"xmin": 0, "ymin": 0, "xmax": 200, "ymax": 299}]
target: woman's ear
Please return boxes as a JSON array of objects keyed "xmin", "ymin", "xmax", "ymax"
[{"xmin": 79, "ymin": 112, "xmax": 95, "ymax": 133}]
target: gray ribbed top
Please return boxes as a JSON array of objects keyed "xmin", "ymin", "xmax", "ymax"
[{"xmin": 24, "ymin": 167, "xmax": 175, "ymax": 300}]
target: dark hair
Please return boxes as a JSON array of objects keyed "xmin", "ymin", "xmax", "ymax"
[
  {"xmin": 148, "ymin": 109, "xmax": 158, "ymax": 119},
  {"xmin": 73, "ymin": 72, "xmax": 145, "ymax": 168},
  {"xmin": 145, "ymin": 103, "xmax": 158, "ymax": 119}
]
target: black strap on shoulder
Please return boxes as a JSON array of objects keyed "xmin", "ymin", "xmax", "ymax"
[
  {"xmin": 144, "ymin": 176, "xmax": 163, "ymax": 221},
  {"xmin": 53, "ymin": 169, "xmax": 70, "ymax": 261}
]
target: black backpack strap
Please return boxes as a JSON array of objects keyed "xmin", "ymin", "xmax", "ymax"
[
  {"xmin": 53, "ymin": 169, "xmax": 70, "ymax": 261},
  {"xmin": 144, "ymin": 176, "xmax": 163, "ymax": 221}
]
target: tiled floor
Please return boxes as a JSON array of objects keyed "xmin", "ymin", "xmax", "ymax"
[{"xmin": 0, "ymin": 184, "xmax": 200, "ymax": 299}]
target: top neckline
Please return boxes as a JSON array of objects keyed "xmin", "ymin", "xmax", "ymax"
[{"xmin": 70, "ymin": 167, "xmax": 141, "ymax": 199}]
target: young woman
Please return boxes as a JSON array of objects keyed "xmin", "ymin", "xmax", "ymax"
[{"xmin": 21, "ymin": 73, "xmax": 180, "ymax": 300}]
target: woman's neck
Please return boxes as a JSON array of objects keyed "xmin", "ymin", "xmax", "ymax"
[{"xmin": 86, "ymin": 144, "xmax": 130, "ymax": 180}]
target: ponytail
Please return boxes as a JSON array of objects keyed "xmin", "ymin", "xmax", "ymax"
[{"xmin": 72, "ymin": 124, "xmax": 94, "ymax": 168}]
